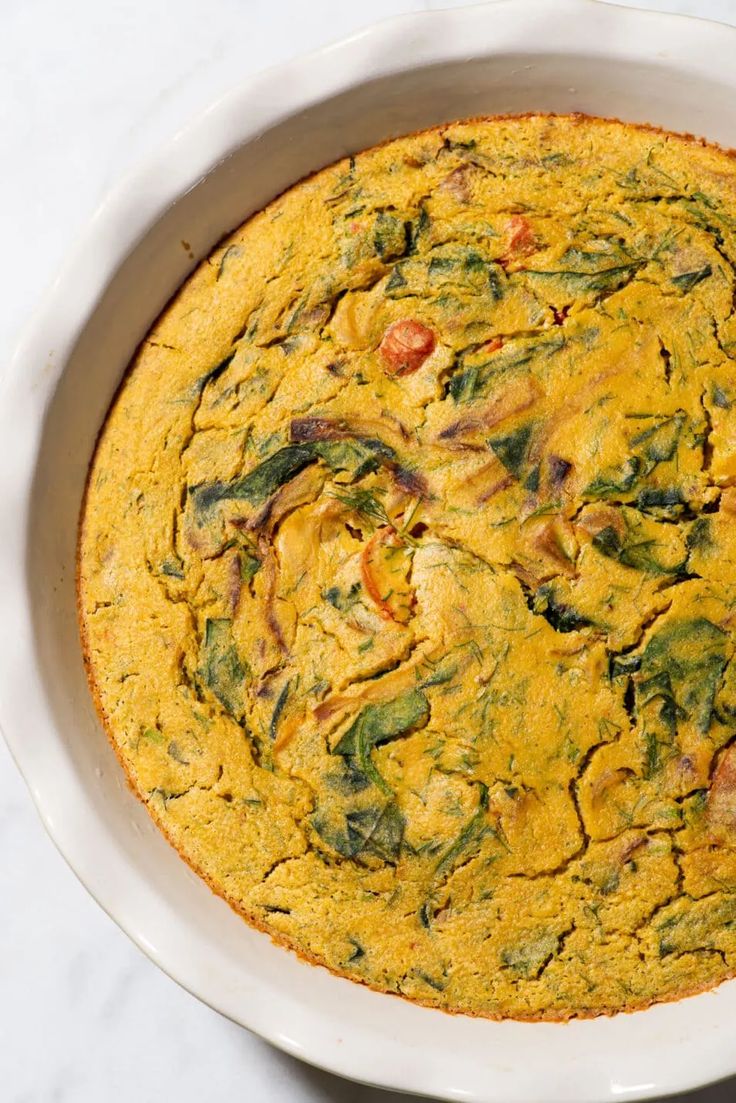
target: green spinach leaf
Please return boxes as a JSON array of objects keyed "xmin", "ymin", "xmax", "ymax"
[{"xmin": 199, "ymin": 618, "xmax": 248, "ymax": 719}]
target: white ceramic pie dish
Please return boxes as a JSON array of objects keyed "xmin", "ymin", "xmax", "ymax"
[{"xmin": 2, "ymin": 1, "xmax": 736, "ymax": 1099}]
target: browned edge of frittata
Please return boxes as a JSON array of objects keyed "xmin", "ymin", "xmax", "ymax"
[{"xmin": 76, "ymin": 112, "xmax": 736, "ymax": 1023}]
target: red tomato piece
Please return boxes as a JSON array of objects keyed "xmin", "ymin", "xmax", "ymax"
[
  {"xmin": 379, "ymin": 319, "xmax": 436, "ymax": 376},
  {"xmin": 501, "ymin": 214, "xmax": 537, "ymax": 266}
]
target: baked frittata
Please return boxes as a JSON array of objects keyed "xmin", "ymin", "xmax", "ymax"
[{"xmin": 79, "ymin": 115, "xmax": 736, "ymax": 1019}]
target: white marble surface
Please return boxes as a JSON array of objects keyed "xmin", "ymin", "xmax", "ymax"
[{"xmin": 3, "ymin": 1, "xmax": 736, "ymax": 1100}]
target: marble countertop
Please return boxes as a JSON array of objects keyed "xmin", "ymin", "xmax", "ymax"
[{"xmin": 3, "ymin": 1, "xmax": 736, "ymax": 1099}]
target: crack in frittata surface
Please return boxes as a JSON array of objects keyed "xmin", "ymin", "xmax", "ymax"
[{"xmin": 79, "ymin": 115, "xmax": 736, "ymax": 1019}]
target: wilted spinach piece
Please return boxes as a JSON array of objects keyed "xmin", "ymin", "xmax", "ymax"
[
  {"xmin": 428, "ymin": 254, "xmax": 455, "ymax": 279},
  {"xmin": 592, "ymin": 520, "xmax": 686, "ymax": 576},
  {"xmin": 585, "ymin": 415, "xmax": 686, "ymax": 503},
  {"xmin": 290, "ymin": 418, "xmax": 408, "ymax": 481},
  {"xmin": 332, "ymin": 689, "xmax": 430, "ymax": 793},
  {"xmin": 671, "ymin": 264, "xmax": 712, "ymax": 292},
  {"xmin": 639, "ymin": 617, "xmax": 728, "ymax": 735},
  {"xmin": 636, "ymin": 487, "xmax": 685, "ymax": 519},
  {"xmin": 610, "ymin": 653, "xmax": 641, "ymax": 680},
  {"xmin": 637, "ymin": 669, "xmax": 680, "ymax": 765},
  {"xmin": 326, "ymin": 759, "xmax": 372, "ymax": 795},
  {"xmin": 420, "ymin": 657, "xmax": 459, "ymax": 689},
  {"xmin": 193, "ymin": 351, "xmax": 235, "ymax": 394},
  {"xmin": 428, "ymin": 248, "xmax": 504, "ymax": 299},
  {"xmin": 199, "ymin": 618, "xmax": 248, "ymax": 719},
  {"xmin": 528, "ymin": 264, "xmax": 639, "ymax": 294},
  {"xmin": 655, "ymin": 895, "xmax": 736, "ymax": 959},
  {"xmin": 413, "ymin": 969, "xmax": 446, "ymax": 992},
  {"xmin": 385, "ymin": 264, "xmax": 408, "ymax": 294},
  {"xmin": 161, "ymin": 554, "xmax": 185, "ymax": 580},
  {"xmin": 630, "ymin": 413, "xmax": 685, "ymax": 466},
  {"xmin": 189, "ymin": 430, "xmax": 403, "ymax": 522},
  {"xmin": 435, "ymin": 782, "xmax": 491, "ymax": 876},
  {"xmin": 349, "ymin": 801, "xmax": 405, "ymax": 861},
  {"xmin": 313, "ymin": 437, "xmax": 394, "ymax": 479},
  {"xmin": 374, "ymin": 211, "xmax": 408, "ymax": 260},
  {"xmin": 239, "ymin": 547, "xmax": 262, "ymax": 583},
  {"xmin": 345, "ymin": 938, "xmax": 365, "ymax": 963},
  {"xmin": 525, "ymin": 244, "xmax": 639, "ymax": 295},
  {"xmin": 488, "ymin": 423, "xmax": 534, "ymax": 478},
  {"xmin": 591, "ymin": 526, "xmax": 622, "ymax": 559},
  {"xmin": 465, "ymin": 251, "xmax": 504, "ymax": 300},
  {"xmin": 501, "ymin": 931, "xmax": 560, "ymax": 978},
  {"xmin": 334, "ymin": 689, "xmax": 429, "ymax": 755},
  {"xmin": 686, "ymin": 517, "xmax": 711, "ymax": 553},
  {"xmin": 448, "ymin": 364, "xmax": 480, "ymax": 404},
  {"xmin": 167, "ymin": 740, "xmax": 189, "ymax": 765},
  {"xmin": 585, "ymin": 456, "xmax": 640, "ymax": 499},
  {"xmin": 533, "ymin": 585, "xmax": 592, "ymax": 633},
  {"xmin": 268, "ymin": 681, "xmax": 291, "ymax": 742},
  {"xmin": 713, "ymin": 384, "xmax": 731, "ymax": 409},
  {"xmin": 407, "ymin": 205, "xmax": 430, "ymax": 253},
  {"xmin": 190, "ymin": 444, "xmax": 315, "ymax": 516},
  {"xmin": 524, "ymin": 465, "xmax": 540, "ymax": 492},
  {"xmin": 312, "ymin": 799, "xmax": 405, "ymax": 862}
]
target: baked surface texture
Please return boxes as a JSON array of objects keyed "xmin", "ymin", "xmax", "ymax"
[{"xmin": 79, "ymin": 114, "xmax": 736, "ymax": 1019}]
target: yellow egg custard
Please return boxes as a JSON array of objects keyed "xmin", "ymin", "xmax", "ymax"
[{"xmin": 79, "ymin": 114, "xmax": 736, "ymax": 1019}]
